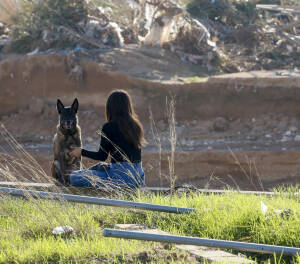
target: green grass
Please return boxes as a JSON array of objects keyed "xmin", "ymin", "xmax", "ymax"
[
  {"xmin": 184, "ymin": 76, "xmax": 208, "ymax": 83},
  {"xmin": 0, "ymin": 190, "xmax": 299, "ymax": 263}
]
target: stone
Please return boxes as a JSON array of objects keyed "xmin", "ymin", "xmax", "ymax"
[
  {"xmin": 69, "ymin": 65, "xmax": 83, "ymax": 83},
  {"xmin": 157, "ymin": 120, "xmax": 166, "ymax": 130},
  {"xmin": 213, "ymin": 117, "xmax": 229, "ymax": 132},
  {"xmin": 28, "ymin": 98, "xmax": 45, "ymax": 116},
  {"xmin": 284, "ymin": 130, "xmax": 292, "ymax": 136},
  {"xmin": 52, "ymin": 225, "xmax": 75, "ymax": 238},
  {"xmin": 87, "ymin": 136, "xmax": 93, "ymax": 143}
]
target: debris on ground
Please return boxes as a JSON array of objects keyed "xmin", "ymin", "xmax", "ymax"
[
  {"xmin": 261, "ymin": 200, "xmax": 268, "ymax": 216},
  {"xmin": 0, "ymin": 0, "xmax": 299, "ymax": 74},
  {"xmin": 52, "ymin": 225, "xmax": 76, "ymax": 238},
  {"xmin": 212, "ymin": 117, "xmax": 230, "ymax": 132}
]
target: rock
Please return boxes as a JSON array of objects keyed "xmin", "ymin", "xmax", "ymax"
[
  {"xmin": 157, "ymin": 119, "xmax": 166, "ymax": 130},
  {"xmin": 186, "ymin": 256, "xmax": 197, "ymax": 263},
  {"xmin": 289, "ymin": 126, "xmax": 297, "ymax": 132},
  {"xmin": 103, "ymin": 22, "xmax": 124, "ymax": 47},
  {"xmin": 27, "ymin": 48, "xmax": 40, "ymax": 56},
  {"xmin": 87, "ymin": 136, "xmax": 93, "ymax": 143},
  {"xmin": 52, "ymin": 225, "xmax": 75, "ymax": 238},
  {"xmin": 84, "ymin": 19, "xmax": 105, "ymax": 39},
  {"xmin": 28, "ymin": 98, "xmax": 45, "ymax": 116},
  {"xmin": 284, "ymin": 130, "xmax": 292, "ymax": 136},
  {"xmin": 69, "ymin": 64, "xmax": 83, "ymax": 84},
  {"xmin": 212, "ymin": 117, "xmax": 229, "ymax": 132},
  {"xmin": 136, "ymin": 251, "xmax": 151, "ymax": 261},
  {"xmin": 261, "ymin": 200, "xmax": 268, "ymax": 216},
  {"xmin": 279, "ymin": 209, "xmax": 293, "ymax": 220},
  {"xmin": 121, "ymin": 28, "xmax": 138, "ymax": 44}
]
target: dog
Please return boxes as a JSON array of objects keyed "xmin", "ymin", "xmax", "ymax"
[{"xmin": 51, "ymin": 98, "xmax": 82, "ymax": 185}]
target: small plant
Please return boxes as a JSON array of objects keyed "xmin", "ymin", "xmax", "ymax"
[
  {"xmin": 184, "ymin": 76, "xmax": 207, "ymax": 83},
  {"xmin": 149, "ymin": 107, "xmax": 163, "ymax": 186}
]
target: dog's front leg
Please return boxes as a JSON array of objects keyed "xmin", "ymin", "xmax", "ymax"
[{"xmin": 52, "ymin": 134, "xmax": 64, "ymax": 183}]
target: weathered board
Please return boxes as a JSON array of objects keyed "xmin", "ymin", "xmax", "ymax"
[{"xmin": 114, "ymin": 224, "xmax": 254, "ymax": 263}]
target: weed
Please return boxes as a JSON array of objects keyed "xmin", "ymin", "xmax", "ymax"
[
  {"xmin": 184, "ymin": 76, "xmax": 207, "ymax": 83},
  {"xmin": 166, "ymin": 96, "xmax": 177, "ymax": 194}
]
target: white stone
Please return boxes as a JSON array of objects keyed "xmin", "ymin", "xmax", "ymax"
[
  {"xmin": 284, "ymin": 130, "xmax": 292, "ymax": 136},
  {"xmin": 52, "ymin": 225, "xmax": 74, "ymax": 236}
]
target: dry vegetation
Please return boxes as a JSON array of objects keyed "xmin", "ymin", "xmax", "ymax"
[{"xmin": 0, "ymin": 0, "xmax": 299, "ymax": 72}]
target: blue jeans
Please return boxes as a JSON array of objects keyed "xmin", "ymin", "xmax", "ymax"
[{"xmin": 70, "ymin": 162, "xmax": 145, "ymax": 189}]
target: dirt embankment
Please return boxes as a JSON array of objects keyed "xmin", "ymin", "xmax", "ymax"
[
  {"xmin": 1, "ymin": 53, "xmax": 300, "ymax": 119},
  {"xmin": 0, "ymin": 53, "xmax": 300, "ymax": 190}
]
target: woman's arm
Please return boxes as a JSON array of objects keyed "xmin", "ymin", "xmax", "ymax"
[{"xmin": 70, "ymin": 123, "xmax": 112, "ymax": 161}]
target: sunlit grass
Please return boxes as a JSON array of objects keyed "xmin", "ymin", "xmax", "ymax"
[{"xmin": 0, "ymin": 190, "xmax": 299, "ymax": 263}]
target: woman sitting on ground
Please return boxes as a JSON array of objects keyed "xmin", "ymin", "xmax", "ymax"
[{"xmin": 69, "ymin": 90, "xmax": 147, "ymax": 189}]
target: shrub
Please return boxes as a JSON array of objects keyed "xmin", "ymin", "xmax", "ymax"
[
  {"xmin": 10, "ymin": 0, "xmax": 88, "ymax": 52},
  {"xmin": 186, "ymin": 0, "xmax": 260, "ymax": 28}
]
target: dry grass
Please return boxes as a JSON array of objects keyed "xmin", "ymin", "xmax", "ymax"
[
  {"xmin": 0, "ymin": 0, "xmax": 23, "ymax": 24},
  {"xmin": 0, "ymin": 115, "xmax": 300, "ymax": 263},
  {"xmin": 166, "ymin": 96, "xmax": 177, "ymax": 194}
]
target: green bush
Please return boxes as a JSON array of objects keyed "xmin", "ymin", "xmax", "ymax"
[
  {"xmin": 10, "ymin": 0, "xmax": 88, "ymax": 52},
  {"xmin": 186, "ymin": 0, "xmax": 260, "ymax": 28}
]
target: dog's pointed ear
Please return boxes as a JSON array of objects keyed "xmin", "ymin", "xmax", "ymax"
[
  {"xmin": 57, "ymin": 99, "xmax": 64, "ymax": 114},
  {"xmin": 71, "ymin": 98, "xmax": 79, "ymax": 113}
]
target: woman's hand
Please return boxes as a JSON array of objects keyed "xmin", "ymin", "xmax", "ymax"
[{"xmin": 69, "ymin": 147, "xmax": 82, "ymax": 158}]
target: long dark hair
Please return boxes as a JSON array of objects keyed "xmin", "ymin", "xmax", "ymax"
[{"xmin": 106, "ymin": 90, "xmax": 147, "ymax": 149}]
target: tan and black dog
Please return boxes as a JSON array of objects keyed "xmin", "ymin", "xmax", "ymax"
[{"xmin": 51, "ymin": 98, "xmax": 82, "ymax": 185}]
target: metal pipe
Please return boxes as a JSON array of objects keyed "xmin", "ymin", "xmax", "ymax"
[
  {"xmin": 0, "ymin": 187, "xmax": 195, "ymax": 214},
  {"xmin": 102, "ymin": 229, "xmax": 300, "ymax": 256}
]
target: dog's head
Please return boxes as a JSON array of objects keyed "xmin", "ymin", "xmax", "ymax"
[{"xmin": 57, "ymin": 98, "xmax": 79, "ymax": 130}]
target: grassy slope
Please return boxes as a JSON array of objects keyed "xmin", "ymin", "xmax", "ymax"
[{"xmin": 0, "ymin": 191, "xmax": 299, "ymax": 263}]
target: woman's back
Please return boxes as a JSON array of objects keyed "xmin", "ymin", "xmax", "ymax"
[
  {"xmin": 102, "ymin": 121, "xmax": 141, "ymax": 163},
  {"xmin": 81, "ymin": 121, "xmax": 141, "ymax": 163}
]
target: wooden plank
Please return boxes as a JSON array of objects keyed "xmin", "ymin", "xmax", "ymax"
[
  {"xmin": 115, "ymin": 224, "xmax": 254, "ymax": 263},
  {"xmin": 0, "ymin": 181, "xmax": 55, "ymax": 189},
  {"xmin": 141, "ymin": 187, "xmax": 279, "ymax": 196},
  {"xmin": 1, "ymin": 182, "xmax": 298, "ymax": 196},
  {"xmin": 256, "ymin": 4, "xmax": 300, "ymax": 14}
]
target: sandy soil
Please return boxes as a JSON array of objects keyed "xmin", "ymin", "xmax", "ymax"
[{"xmin": 0, "ymin": 51, "xmax": 299, "ymax": 190}]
